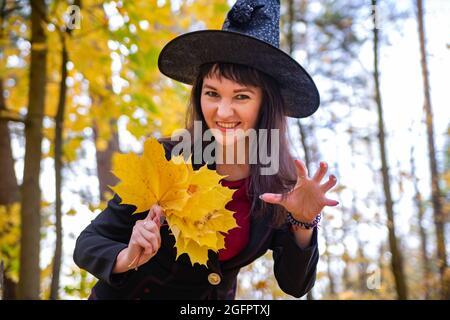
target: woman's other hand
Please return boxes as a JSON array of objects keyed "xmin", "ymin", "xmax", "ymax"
[{"xmin": 113, "ymin": 204, "xmax": 164, "ymax": 273}]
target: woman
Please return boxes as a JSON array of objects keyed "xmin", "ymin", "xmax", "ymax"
[{"xmin": 74, "ymin": 0, "xmax": 338, "ymax": 300}]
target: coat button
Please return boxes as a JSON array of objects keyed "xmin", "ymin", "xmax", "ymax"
[{"xmin": 208, "ymin": 273, "xmax": 221, "ymax": 285}]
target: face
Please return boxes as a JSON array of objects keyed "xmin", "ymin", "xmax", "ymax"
[{"xmin": 200, "ymin": 73, "xmax": 262, "ymax": 146}]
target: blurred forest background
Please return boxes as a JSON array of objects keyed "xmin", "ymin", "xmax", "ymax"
[{"xmin": 0, "ymin": 0, "xmax": 449, "ymax": 300}]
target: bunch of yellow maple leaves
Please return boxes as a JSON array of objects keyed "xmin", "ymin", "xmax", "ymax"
[{"xmin": 110, "ymin": 137, "xmax": 237, "ymax": 266}]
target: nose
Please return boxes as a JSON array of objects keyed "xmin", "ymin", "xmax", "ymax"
[{"xmin": 216, "ymin": 100, "xmax": 234, "ymax": 119}]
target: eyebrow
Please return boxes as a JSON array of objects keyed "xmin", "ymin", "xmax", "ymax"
[{"xmin": 202, "ymin": 84, "xmax": 255, "ymax": 94}]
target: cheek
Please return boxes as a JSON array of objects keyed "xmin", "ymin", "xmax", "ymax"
[
  {"xmin": 200, "ymin": 98, "xmax": 214, "ymax": 123},
  {"xmin": 244, "ymin": 102, "xmax": 261, "ymax": 127}
]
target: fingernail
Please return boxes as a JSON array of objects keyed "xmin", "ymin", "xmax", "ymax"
[{"xmin": 259, "ymin": 194, "xmax": 264, "ymax": 200}]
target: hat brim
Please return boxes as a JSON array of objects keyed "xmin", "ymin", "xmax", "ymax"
[{"xmin": 158, "ymin": 30, "xmax": 320, "ymax": 118}]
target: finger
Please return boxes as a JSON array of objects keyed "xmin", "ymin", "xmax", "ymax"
[
  {"xmin": 127, "ymin": 239, "xmax": 143, "ymax": 260},
  {"xmin": 138, "ymin": 242, "xmax": 158, "ymax": 263},
  {"xmin": 137, "ymin": 250, "xmax": 152, "ymax": 265},
  {"xmin": 152, "ymin": 204, "xmax": 165, "ymax": 218},
  {"xmin": 320, "ymin": 174, "xmax": 337, "ymax": 192},
  {"xmin": 141, "ymin": 233, "xmax": 159, "ymax": 256},
  {"xmin": 149, "ymin": 234, "xmax": 160, "ymax": 255},
  {"xmin": 143, "ymin": 220, "xmax": 159, "ymax": 233},
  {"xmin": 134, "ymin": 233, "xmax": 154, "ymax": 253},
  {"xmin": 294, "ymin": 159, "xmax": 308, "ymax": 180},
  {"xmin": 312, "ymin": 162, "xmax": 328, "ymax": 183},
  {"xmin": 143, "ymin": 243, "xmax": 155, "ymax": 256},
  {"xmin": 259, "ymin": 193, "xmax": 284, "ymax": 205},
  {"xmin": 137, "ymin": 227, "xmax": 161, "ymax": 250},
  {"xmin": 152, "ymin": 211, "xmax": 162, "ymax": 228},
  {"xmin": 158, "ymin": 214, "xmax": 166, "ymax": 226},
  {"xmin": 132, "ymin": 248, "xmax": 143, "ymax": 267},
  {"xmin": 145, "ymin": 206, "xmax": 157, "ymax": 221},
  {"xmin": 136, "ymin": 235, "xmax": 154, "ymax": 256},
  {"xmin": 324, "ymin": 198, "xmax": 339, "ymax": 206},
  {"xmin": 147, "ymin": 205, "xmax": 164, "ymax": 226}
]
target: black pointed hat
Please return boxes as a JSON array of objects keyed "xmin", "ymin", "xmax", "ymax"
[{"xmin": 158, "ymin": 0, "xmax": 320, "ymax": 118}]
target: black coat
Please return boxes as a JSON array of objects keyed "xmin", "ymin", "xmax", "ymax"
[{"xmin": 73, "ymin": 142, "xmax": 319, "ymax": 300}]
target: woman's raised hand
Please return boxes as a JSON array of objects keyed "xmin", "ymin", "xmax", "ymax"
[{"xmin": 260, "ymin": 159, "xmax": 338, "ymax": 223}]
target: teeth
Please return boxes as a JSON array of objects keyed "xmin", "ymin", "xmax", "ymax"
[{"xmin": 217, "ymin": 122, "xmax": 239, "ymax": 129}]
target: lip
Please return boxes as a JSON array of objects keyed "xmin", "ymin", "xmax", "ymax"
[{"xmin": 215, "ymin": 121, "xmax": 241, "ymax": 132}]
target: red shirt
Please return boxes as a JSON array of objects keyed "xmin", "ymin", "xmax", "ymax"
[{"xmin": 218, "ymin": 176, "xmax": 251, "ymax": 261}]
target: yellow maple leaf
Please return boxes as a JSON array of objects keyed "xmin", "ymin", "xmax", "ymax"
[
  {"xmin": 167, "ymin": 186, "xmax": 237, "ymax": 266},
  {"xmin": 111, "ymin": 138, "xmax": 190, "ymax": 214},
  {"xmin": 173, "ymin": 233, "xmax": 210, "ymax": 266},
  {"xmin": 110, "ymin": 137, "xmax": 236, "ymax": 266}
]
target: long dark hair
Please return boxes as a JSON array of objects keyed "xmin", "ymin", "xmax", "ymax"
[{"xmin": 163, "ymin": 63, "xmax": 297, "ymax": 227}]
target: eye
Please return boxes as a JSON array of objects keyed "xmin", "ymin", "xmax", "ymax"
[
  {"xmin": 235, "ymin": 94, "xmax": 250, "ymax": 100},
  {"xmin": 204, "ymin": 91, "xmax": 219, "ymax": 98}
]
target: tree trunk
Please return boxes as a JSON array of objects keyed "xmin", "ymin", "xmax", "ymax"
[
  {"xmin": 94, "ymin": 119, "xmax": 119, "ymax": 201},
  {"xmin": 18, "ymin": 0, "xmax": 47, "ymax": 300},
  {"xmin": 288, "ymin": 0, "xmax": 318, "ymax": 300},
  {"xmin": 357, "ymin": 241, "xmax": 369, "ymax": 293},
  {"xmin": 334, "ymin": 160, "xmax": 354, "ymax": 294},
  {"xmin": 371, "ymin": 0, "xmax": 408, "ymax": 300},
  {"xmin": 341, "ymin": 246, "xmax": 352, "ymax": 292},
  {"xmin": 410, "ymin": 145, "xmax": 432, "ymax": 299},
  {"xmin": 50, "ymin": 34, "xmax": 68, "ymax": 301},
  {"xmin": 0, "ymin": 82, "xmax": 20, "ymax": 205},
  {"xmin": 49, "ymin": 0, "xmax": 81, "ymax": 298},
  {"xmin": 323, "ymin": 228, "xmax": 337, "ymax": 297},
  {"xmin": 0, "ymin": 78, "xmax": 20, "ymax": 300},
  {"xmin": 415, "ymin": 0, "xmax": 448, "ymax": 299},
  {"xmin": 285, "ymin": 0, "xmax": 316, "ymax": 300},
  {"xmin": 347, "ymin": 120, "xmax": 369, "ymax": 295},
  {"xmin": 0, "ymin": 0, "xmax": 20, "ymax": 300}
]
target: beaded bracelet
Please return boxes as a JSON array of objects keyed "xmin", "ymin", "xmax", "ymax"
[{"xmin": 286, "ymin": 212, "xmax": 321, "ymax": 230}]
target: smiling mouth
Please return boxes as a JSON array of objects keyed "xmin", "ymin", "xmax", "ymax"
[{"xmin": 216, "ymin": 121, "xmax": 241, "ymax": 129}]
